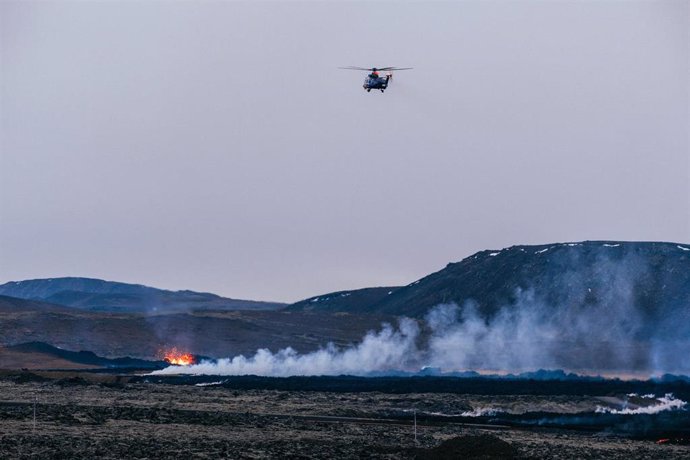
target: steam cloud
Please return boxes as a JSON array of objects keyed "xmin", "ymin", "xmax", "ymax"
[
  {"xmin": 156, "ymin": 319, "xmax": 420, "ymax": 377},
  {"xmin": 596, "ymin": 394, "xmax": 687, "ymax": 415},
  {"xmin": 153, "ymin": 247, "xmax": 690, "ymax": 377},
  {"xmin": 153, "ymin": 297, "xmax": 689, "ymax": 377}
]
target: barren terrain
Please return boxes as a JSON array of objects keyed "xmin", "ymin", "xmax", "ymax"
[{"xmin": 0, "ymin": 372, "xmax": 687, "ymax": 459}]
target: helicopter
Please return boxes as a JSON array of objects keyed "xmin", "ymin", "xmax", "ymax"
[{"xmin": 339, "ymin": 66, "xmax": 412, "ymax": 93}]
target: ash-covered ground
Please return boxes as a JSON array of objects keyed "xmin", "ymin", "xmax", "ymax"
[{"xmin": 0, "ymin": 371, "xmax": 688, "ymax": 459}]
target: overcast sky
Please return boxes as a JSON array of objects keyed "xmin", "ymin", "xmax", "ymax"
[{"xmin": 1, "ymin": 1, "xmax": 688, "ymax": 302}]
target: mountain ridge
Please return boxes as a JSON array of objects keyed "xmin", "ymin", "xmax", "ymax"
[
  {"xmin": 289, "ymin": 240, "xmax": 690, "ymax": 320},
  {"xmin": 0, "ymin": 277, "xmax": 285, "ymax": 313}
]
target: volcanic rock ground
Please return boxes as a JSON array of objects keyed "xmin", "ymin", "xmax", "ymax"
[{"xmin": 0, "ymin": 372, "xmax": 687, "ymax": 459}]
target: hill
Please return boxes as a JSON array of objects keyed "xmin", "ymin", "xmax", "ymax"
[
  {"xmin": 0, "ymin": 277, "xmax": 284, "ymax": 313},
  {"xmin": 0, "ymin": 295, "xmax": 75, "ymax": 314},
  {"xmin": 287, "ymin": 287, "xmax": 400, "ymax": 313},
  {"xmin": 0, "ymin": 295, "xmax": 394, "ymax": 365},
  {"xmin": 289, "ymin": 241, "xmax": 690, "ymax": 320}
]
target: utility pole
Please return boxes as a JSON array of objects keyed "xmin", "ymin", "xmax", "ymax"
[
  {"xmin": 33, "ymin": 396, "xmax": 36, "ymax": 432},
  {"xmin": 414, "ymin": 409, "xmax": 417, "ymax": 444}
]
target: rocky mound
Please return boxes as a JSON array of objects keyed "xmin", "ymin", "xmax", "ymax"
[
  {"xmin": 6, "ymin": 342, "xmax": 165, "ymax": 369},
  {"xmin": 416, "ymin": 435, "xmax": 518, "ymax": 459}
]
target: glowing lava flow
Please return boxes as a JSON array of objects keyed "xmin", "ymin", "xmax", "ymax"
[{"xmin": 161, "ymin": 347, "xmax": 195, "ymax": 366}]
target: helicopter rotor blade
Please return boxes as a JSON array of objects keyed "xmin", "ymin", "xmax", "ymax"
[{"xmin": 338, "ymin": 66, "xmax": 413, "ymax": 71}]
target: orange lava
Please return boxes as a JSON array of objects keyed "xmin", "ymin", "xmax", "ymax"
[{"xmin": 161, "ymin": 347, "xmax": 195, "ymax": 366}]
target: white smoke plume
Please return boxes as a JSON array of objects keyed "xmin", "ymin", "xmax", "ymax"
[
  {"xmin": 153, "ymin": 289, "xmax": 689, "ymax": 376},
  {"xmin": 419, "ymin": 407, "xmax": 502, "ymax": 418},
  {"xmin": 459, "ymin": 407, "xmax": 501, "ymax": 417},
  {"xmin": 595, "ymin": 393, "xmax": 687, "ymax": 415},
  {"xmin": 154, "ymin": 319, "xmax": 420, "ymax": 376},
  {"xmin": 153, "ymin": 249, "xmax": 690, "ymax": 377}
]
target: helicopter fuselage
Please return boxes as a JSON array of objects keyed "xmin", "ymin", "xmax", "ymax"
[{"xmin": 363, "ymin": 75, "xmax": 390, "ymax": 92}]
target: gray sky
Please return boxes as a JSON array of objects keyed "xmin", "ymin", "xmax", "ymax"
[{"xmin": 1, "ymin": 1, "xmax": 688, "ymax": 303}]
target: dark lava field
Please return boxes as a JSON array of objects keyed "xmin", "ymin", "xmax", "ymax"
[{"xmin": 0, "ymin": 371, "xmax": 688, "ymax": 459}]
